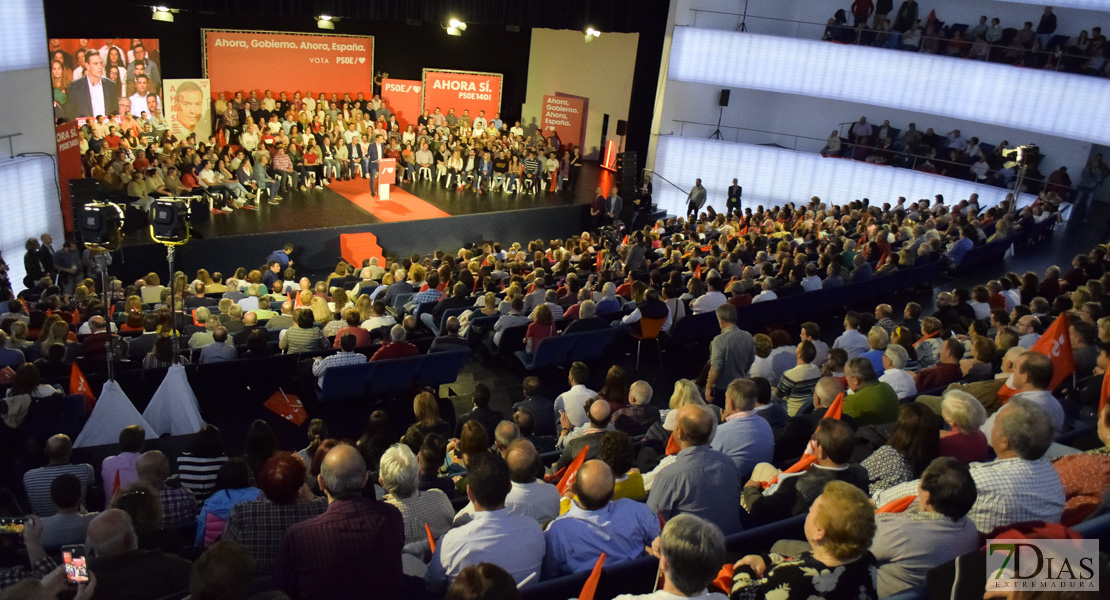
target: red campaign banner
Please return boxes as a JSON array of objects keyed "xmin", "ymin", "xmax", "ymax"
[
  {"xmin": 203, "ymin": 29, "xmax": 373, "ymax": 99},
  {"xmin": 421, "ymin": 69, "xmax": 503, "ymax": 123},
  {"xmin": 541, "ymin": 94, "xmax": 588, "ymax": 151},
  {"xmin": 378, "ymin": 159, "xmax": 397, "ymax": 185},
  {"xmin": 55, "ymin": 122, "xmax": 83, "ymax": 233},
  {"xmin": 381, "ymin": 78, "xmax": 422, "ymax": 131}
]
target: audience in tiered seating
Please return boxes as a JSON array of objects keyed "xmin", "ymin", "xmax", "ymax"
[{"xmin": 8, "ymin": 186, "xmax": 1110, "ymax": 599}]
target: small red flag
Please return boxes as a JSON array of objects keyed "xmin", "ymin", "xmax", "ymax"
[
  {"xmin": 877, "ymin": 495, "xmax": 917, "ymax": 513},
  {"xmin": 1028, "ymin": 313, "xmax": 1076, "ymax": 390},
  {"xmin": 70, "ymin": 362, "xmax": 96, "ymax": 412},
  {"xmin": 622, "ymin": 235, "xmax": 629, "ymax": 245},
  {"xmin": 693, "ymin": 264, "xmax": 702, "ymax": 279},
  {"xmin": 263, "ymin": 389, "xmax": 308, "ymax": 426},
  {"xmin": 1099, "ymin": 369, "xmax": 1110, "ymax": 415},
  {"xmin": 578, "ymin": 553, "xmax": 607, "ymax": 600},
  {"xmin": 556, "ymin": 446, "xmax": 590, "ymax": 495},
  {"xmin": 111, "ymin": 469, "xmax": 121, "ymax": 500},
  {"xmin": 652, "ymin": 222, "xmax": 659, "ymax": 233},
  {"xmin": 825, "ymin": 392, "xmax": 845, "ymax": 420},
  {"xmin": 665, "ymin": 432, "xmax": 680, "ymax": 456},
  {"xmin": 425, "ymin": 523, "xmax": 437, "ymax": 554},
  {"xmin": 710, "ymin": 563, "xmax": 735, "ymax": 594}
]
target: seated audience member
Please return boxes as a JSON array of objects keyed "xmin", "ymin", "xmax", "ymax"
[
  {"xmin": 135, "ymin": 450, "xmax": 198, "ymax": 528},
  {"xmin": 554, "ymin": 397, "xmax": 611, "ymax": 470},
  {"xmin": 513, "ymin": 407, "xmax": 557, "ymax": 454},
  {"xmin": 102, "ymin": 425, "xmax": 146, "ymax": 506},
  {"xmin": 222, "ymin": 452, "xmax": 327, "ymax": 576},
  {"xmin": 426, "ymin": 452, "xmax": 545, "ymax": 592},
  {"xmin": 280, "ymin": 309, "xmax": 329, "ymax": 354},
  {"xmin": 194, "ymin": 458, "xmax": 261, "ymax": 547},
  {"xmin": 418, "ymin": 434, "xmax": 457, "ymax": 499},
  {"xmin": 936, "ymin": 391, "xmax": 990, "ymax": 464},
  {"xmin": 861, "ymin": 404, "xmax": 940, "ymax": 495},
  {"xmin": 275, "ymin": 445, "xmax": 405, "ymax": 600},
  {"xmin": 562, "ymin": 300, "xmax": 608, "ymax": 333},
  {"xmin": 773, "ymin": 377, "xmax": 860, "ymax": 462},
  {"xmin": 613, "ymin": 380, "xmax": 662, "ymax": 435},
  {"xmin": 743, "ymin": 419, "xmax": 868, "ymax": 525},
  {"xmin": 776, "ymin": 340, "xmax": 822, "ymax": 416},
  {"xmin": 444, "ymin": 563, "xmax": 522, "ymax": 600},
  {"xmin": 456, "ymin": 383, "xmax": 504, "ymax": 441},
  {"xmin": 1052, "ymin": 402, "xmax": 1110, "ymax": 525},
  {"xmin": 185, "ymin": 540, "xmax": 255, "ymax": 600},
  {"xmin": 85, "ymin": 509, "xmax": 192, "ymax": 600},
  {"xmin": 978, "ymin": 351, "xmax": 1064, "ymax": 436},
  {"xmin": 554, "ymin": 361, "xmax": 597, "ymax": 430},
  {"xmin": 914, "ymin": 338, "xmax": 965, "ymax": 392},
  {"xmin": 752, "ymin": 377, "xmax": 787, "ymax": 429},
  {"xmin": 871, "ymin": 457, "xmax": 980, "ymax": 597},
  {"xmin": 648, "ymin": 405, "xmax": 742, "ymax": 535},
  {"xmin": 429, "ymin": 316, "xmax": 469, "ymax": 353},
  {"xmin": 265, "ymin": 302, "xmax": 295, "ymax": 331},
  {"xmin": 611, "ymin": 515, "xmax": 727, "ymax": 600},
  {"xmin": 198, "ymin": 327, "xmax": 237, "ymax": 363},
  {"xmin": 379, "ymin": 443, "xmax": 454, "ymax": 545},
  {"xmin": 23, "ymin": 434, "xmax": 95, "ymax": 517},
  {"xmin": 916, "ymin": 346, "xmax": 1025, "ymax": 417},
  {"xmin": 878, "ymin": 344, "xmax": 917, "ymax": 400},
  {"xmin": 503, "ymin": 439, "xmax": 561, "ymax": 524},
  {"xmin": 710, "ymin": 379, "xmax": 774, "ymax": 482},
  {"xmin": 332, "ymin": 309, "xmax": 371, "ymax": 348},
  {"xmin": 689, "ymin": 276, "xmax": 726, "ymax": 315},
  {"xmin": 311, "ymin": 333, "xmax": 367, "ymax": 388},
  {"xmin": 370, "ymin": 324, "xmax": 419, "ymax": 361},
  {"xmin": 39, "ymin": 473, "xmax": 97, "ymax": 549},
  {"xmin": 542, "ymin": 460, "xmax": 660, "ymax": 578},
  {"xmin": 842, "ymin": 357, "xmax": 899, "ymax": 425},
  {"xmin": 875, "ymin": 397, "xmax": 1064, "ymax": 533},
  {"xmin": 187, "ymin": 318, "xmax": 223, "ymax": 350},
  {"xmin": 832, "ymin": 311, "xmax": 870, "ymax": 359},
  {"xmin": 513, "ymin": 376, "xmax": 556, "ymax": 436},
  {"xmin": 730, "ymin": 481, "xmax": 877, "ymax": 599},
  {"xmin": 860, "ymin": 326, "xmax": 889, "ymax": 376}
]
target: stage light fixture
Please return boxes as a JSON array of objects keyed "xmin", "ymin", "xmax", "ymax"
[
  {"xmin": 152, "ymin": 6, "xmax": 174, "ymax": 22},
  {"xmin": 586, "ymin": 27, "xmax": 601, "ymax": 38},
  {"xmin": 150, "ymin": 198, "xmax": 192, "ymax": 245},
  {"xmin": 78, "ymin": 202, "xmax": 125, "ymax": 250},
  {"xmin": 449, "ymin": 19, "xmax": 467, "ymax": 31},
  {"xmin": 317, "ymin": 15, "xmax": 335, "ymax": 30}
]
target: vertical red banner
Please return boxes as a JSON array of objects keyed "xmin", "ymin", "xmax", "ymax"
[
  {"xmin": 381, "ymin": 79, "xmax": 423, "ymax": 131},
  {"xmin": 55, "ymin": 122, "xmax": 83, "ymax": 233},
  {"xmin": 541, "ymin": 94, "xmax": 587, "ymax": 151}
]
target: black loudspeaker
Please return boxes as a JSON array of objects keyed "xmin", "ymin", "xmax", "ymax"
[
  {"xmin": 719, "ymin": 89, "xmax": 730, "ymax": 107},
  {"xmin": 69, "ymin": 178, "xmax": 107, "ymax": 232},
  {"xmin": 617, "ymin": 151, "xmax": 638, "ymax": 198},
  {"xmin": 616, "ymin": 120, "xmax": 627, "ymax": 136}
]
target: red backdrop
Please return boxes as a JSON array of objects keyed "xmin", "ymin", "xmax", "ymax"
[
  {"xmin": 421, "ymin": 70, "xmax": 503, "ymax": 122},
  {"xmin": 55, "ymin": 122, "xmax": 83, "ymax": 233},
  {"xmin": 203, "ymin": 30, "xmax": 373, "ymax": 99},
  {"xmin": 381, "ymin": 78, "xmax": 423, "ymax": 131},
  {"xmin": 541, "ymin": 94, "xmax": 588, "ymax": 151}
]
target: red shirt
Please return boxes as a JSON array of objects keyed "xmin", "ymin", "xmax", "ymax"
[
  {"xmin": 333, "ymin": 326, "xmax": 371, "ymax": 349},
  {"xmin": 370, "ymin": 341, "xmax": 419, "ymax": 361},
  {"xmin": 525, "ymin": 322, "xmax": 557, "ymax": 352},
  {"xmin": 938, "ymin": 429, "xmax": 990, "ymax": 464}
]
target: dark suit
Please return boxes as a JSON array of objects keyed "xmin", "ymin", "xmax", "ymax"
[
  {"xmin": 23, "ymin": 251, "xmax": 47, "ymax": 288},
  {"xmin": 65, "ymin": 76, "xmax": 119, "ymax": 120},
  {"xmin": 726, "ymin": 184, "xmax": 742, "ymax": 215},
  {"xmin": 604, "ymin": 194, "xmax": 623, "ymax": 226},
  {"xmin": 37, "ymin": 245, "xmax": 55, "ymax": 274}
]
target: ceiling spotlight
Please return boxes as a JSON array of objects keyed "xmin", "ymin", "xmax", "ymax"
[
  {"xmin": 449, "ymin": 19, "xmax": 467, "ymax": 31},
  {"xmin": 317, "ymin": 15, "xmax": 335, "ymax": 30},
  {"xmin": 446, "ymin": 26, "xmax": 460, "ymax": 36},
  {"xmin": 585, "ymin": 27, "xmax": 601, "ymax": 42},
  {"xmin": 152, "ymin": 6, "xmax": 174, "ymax": 22}
]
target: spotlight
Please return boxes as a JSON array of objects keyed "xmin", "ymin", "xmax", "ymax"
[
  {"xmin": 151, "ymin": 6, "xmax": 174, "ymax": 22},
  {"xmin": 449, "ymin": 19, "xmax": 467, "ymax": 31},
  {"xmin": 317, "ymin": 15, "xmax": 335, "ymax": 30},
  {"xmin": 585, "ymin": 27, "xmax": 601, "ymax": 43},
  {"xmin": 446, "ymin": 26, "xmax": 461, "ymax": 36},
  {"xmin": 150, "ymin": 198, "xmax": 192, "ymax": 245},
  {"xmin": 78, "ymin": 202, "xmax": 125, "ymax": 250}
]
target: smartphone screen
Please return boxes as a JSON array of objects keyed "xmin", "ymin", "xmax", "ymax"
[
  {"xmin": 62, "ymin": 545, "xmax": 89, "ymax": 583},
  {"xmin": 0, "ymin": 518, "xmax": 26, "ymax": 534}
]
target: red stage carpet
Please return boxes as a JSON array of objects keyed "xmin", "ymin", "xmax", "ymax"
[{"xmin": 327, "ymin": 179, "xmax": 451, "ymax": 222}]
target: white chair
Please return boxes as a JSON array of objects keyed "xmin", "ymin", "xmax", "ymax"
[{"xmin": 418, "ymin": 166, "xmax": 432, "ymax": 181}]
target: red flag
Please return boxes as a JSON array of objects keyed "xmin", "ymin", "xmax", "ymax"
[
  {"xmin": 877, "ymin": 495, "xmax": 917, "ymax": 513},
  {"xmin": 652, "ymin": 222, "xmax": 659, "ymax": 233},
  {"xmin": 263, "ymin": 389, "xmax": 308, "ymax": 426},
  {"xmin": 912, "ymin": 330, "xmax": 940, "ymax": 347},
  {"xmin": 622, "ymin": 235, "xmax": 629, "ymax": 245},
  {"xmin": 1028, "ymin": 313, "xmax": 1076, "ymax": 390},
  {"xmin": 595, "ymin": 251, "xmax": 603, "ymax": 271},
  {"xmin": 111, "ymin": 469, "xmax": 121, "ymax": 500},
  {"xmin": 578, "ymin": 553, "xmax": 607, "ymax": 600},
  {"xmin": 70, "ymin": 362, "xmax": 96, "ymax": 412},
  {"xmin": 1100, "ymin": 369, "xmax": 1110, "ymax": 415},
  {"xmin": 825, "ymin": 392, "xmax": 845, "ymax": 420},
  {"xmin": 693, "ymin": 264, "xmax": 702, "ymax": 279},
  {"xmin": 556, "ymin": 446, "xmax": 590, "ymax": 495},
  {"xmin": 425, "ymin": 523, "xmax": 437, "ymax": 554},
  {"xmin": 665, "ymin": 432, "xmax": 680, "ymax": 456},
  {"xmin": 710, "ymin": 563, "xmax": 735, "ymax": 593},
  {"xmin": 761, "ymin": 454, "xmax": 816, "ymax": 489},
  {"xmin": 997, "ymin": 379, "xmax": 1020, "ymax": 405}
]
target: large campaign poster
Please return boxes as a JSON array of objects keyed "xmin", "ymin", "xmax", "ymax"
[
  {"xmin": 203, "ymin": 30, "xmax": 374, "ymax": 99},
  {"xmin": 164, "ymin": 79, "xmax": 212, "ymax": 142},
  {"xmin": 541, "ymin": 94, "xmax": 588, "ymax": 151},
  {"xmin": 421, "ymin": 69, "xmax": 503, "ymax": 122},
  {"xmin": 381, "ymin": 79, "xmax": 422, "ymax": 131},
  {"xmin": 55, "ymin": 122, "xmax": 83, "ymax": 233},
  {"xmin": 48, "ymin": 38, "xmax": 162, "ymax": 121}
]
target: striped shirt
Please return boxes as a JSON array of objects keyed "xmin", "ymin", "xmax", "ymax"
[
  {"xmin": 776, "ymin": 363, "xmax": 822, "ymax": 416},
  {"xmin": 280, "ymin": 326, "xmax": 328, "ymax": 354},
  {"xmin": 176, "ymin": 453, "xmax": 228, "ymax": 501},
  {"xmin": 22, "ymin": 464, "xmax": 95, "ymax": 516},
  {"xmin": 312, "ymin": 351, "xmax": 368, "ymax": 387},
  {"xmin": 383, "ymin": 489, "xmax": 456, "ymax": 545}
]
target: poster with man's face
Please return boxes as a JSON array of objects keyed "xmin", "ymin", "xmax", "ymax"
[{"xmin": 164, "ymin": 79, "xmax": 211, "ymax": 141}]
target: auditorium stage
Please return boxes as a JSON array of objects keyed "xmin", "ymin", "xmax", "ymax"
[{"xmin": 116, "ymin": 162, "xmax": 612, "ymax": 281}]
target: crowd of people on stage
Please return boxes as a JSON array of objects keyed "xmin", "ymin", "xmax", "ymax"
[
  {"xmin": 4, "ymin": 182, "xmax": 1109, "ymax": 599},
  {"xmin": 65, "ymin": 84, "xmax": 582, "ymax": 216},
  {"xmin": 824, "ymin": 2, "xmax": 1110, "ymax": 76}
]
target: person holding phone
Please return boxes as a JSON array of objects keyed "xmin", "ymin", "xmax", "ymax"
[{"xmin": 0, "ymin": 515, "xmax": 94, "ymax": 597}]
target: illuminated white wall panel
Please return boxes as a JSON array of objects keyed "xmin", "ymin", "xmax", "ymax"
[
  {"xmin": 652, "ymin": 136, "xmax": 1034, "ymax": 217},
  {"xmin": 669, "ymin": 28, "xmax": 1110, "ymax": 145},
  {"xmin": 997, "ymin": 1, "xmax": 1110, "ymax": 10}
]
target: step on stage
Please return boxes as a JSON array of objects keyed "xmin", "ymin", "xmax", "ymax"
[{"xmin": 118, "ymin": 162, "xmax": 613, "ymax": 279}]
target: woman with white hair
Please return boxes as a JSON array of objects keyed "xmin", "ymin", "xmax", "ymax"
[
  {"xmin": 936, "ymin": 390, "xmax": 989, "ymax": 464},
  {"xmin": 878, "ymin": 344, "xmax": 917, "ymax": 400},
  {"xmin": 595, "ymin": 281, "xmax": 621, "ymax": 315},
  {"xmin": 379, "ymin": 443, "xmax": 454, "ymax": 545}
]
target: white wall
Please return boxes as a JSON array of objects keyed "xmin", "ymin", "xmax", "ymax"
[
  {"xmin": 657, "ymin": 80, "xmax": 1093, "ymax": 175},
  {"xmin": 0, "ymin": 67, "xmax": 57, "ymax": 156},
  {"xmin": 522, "ymin": 28, "xmax": 640, "ymax": 159},
  {"xmin": 679, "ymin": 0, "xmax": 1110, "ymax": 39}
]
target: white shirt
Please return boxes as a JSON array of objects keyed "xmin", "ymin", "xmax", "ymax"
[
  {"xmin": 454, "ymin": 480, "xmax": 562, "ymax": 527},
  {"xmin": 614, "ymin": 591, "xmax": 728, "ymax": 600},
  {"xmin": 752, "ymin": 289, "xmax": 778, "ymax": 303},
  {"xmin": 554, "ymin": 384, "xmax": 597, "ymax": 428},
  {"xmin": 425, "ymin": 508, "xmax": 545, "ymax": 593},
  {"xmin": 129, "ymin": 93, "xmax": 148, "ymax": 117},
  {"xmin": 879, "ymin": 368, "xmax": 917, "ymax": 400},
  {"xmin": 980, "ymin": 390, "xmax": 1064, "ymax": 437},
  {"xmin": 86, "ymin": 77, "xmax": 106, "ymax": 118},
  {"xmin": 800, "ymin": 275, "xmax": 823, "ymax": 292},
  {"xmin": 689, "ymin": 291, "xmax": 727, "ymax": 315},
  {"xmin": 361, "ymin": 315, "xmax": 396, "ymax": 331}
]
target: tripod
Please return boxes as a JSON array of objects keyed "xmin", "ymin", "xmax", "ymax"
[{"xmin": 709, "ymin": 105, "xmax": 724, "ymax": 140}]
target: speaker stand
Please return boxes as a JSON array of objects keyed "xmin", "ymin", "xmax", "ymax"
[{"xmin": 709, "ymin": 106, "xmax": 724, "ymax": 140}]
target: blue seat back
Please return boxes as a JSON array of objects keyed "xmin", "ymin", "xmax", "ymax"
[
  {"xmin": 418, "ymin": 350, "xmax": 469, "ymax": 387},
  {"xmin": 319, "ymin": 362, "xmax": 371, "ymax": 403},
  {"xmin": 366, "ymin": 355, "xmax": 425, "ymax": 396}
]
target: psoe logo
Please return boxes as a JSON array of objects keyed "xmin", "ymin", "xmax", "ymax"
[{"xmin": 987, "ymin": 539, "xmax": 1100, "ymax": 592}]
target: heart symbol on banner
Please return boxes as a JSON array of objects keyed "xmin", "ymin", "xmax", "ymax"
[
  {"xmin": 413, "ymin": 86, "xmax": 421, "ymax": 93},
  {"xmin": 385, "ymin": 167, "xmax": 394, "ymax": 173},
  {"xmin": 358, "ymin": 57, "xmax": 366, "ymax": 64}
]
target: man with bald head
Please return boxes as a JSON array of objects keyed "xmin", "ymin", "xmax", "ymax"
[
  {"xmin": 86, "ymin": 508, "xmax": 192, "ymax": 599},
  {"xmin": 1016, "ymin": 314, "xmax": 1041, "ymax": 348},
  {"xmin": 23, "ymin": 434, "xmax": 95, "ymax": 516},
  {"xmin": 648, "ymin": 405, "xmax": 742, "ymax": 534},
  {"xmin": 136, "ymin": 450, "xmax": 197, "ymax": 527},
  {"xmin": 274, "ymin": 444, "xmax": 404, "ymax": 600},
  {"xmin": 542, "ymin": 460, "xmax": 660, "ymax": 577},
  {"xmin": 554, "ymin": 397, "xmax": 611, "ymax": 471}
]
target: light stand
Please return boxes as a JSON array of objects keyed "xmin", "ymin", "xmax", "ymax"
[
  {"xmin": 150, "ymin": 198, "xmax": 192, "ymax": 365},
  {"xmin": 737, "ymin": 0, "xmax": 749, "ymax": 31},
  {"xmin": 77, "ymin": 201, "xmax": 125, "ymax": 383},
  {"xmin": 709, "ymin": 105, "xmax": 724, "ymax": 140}
]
